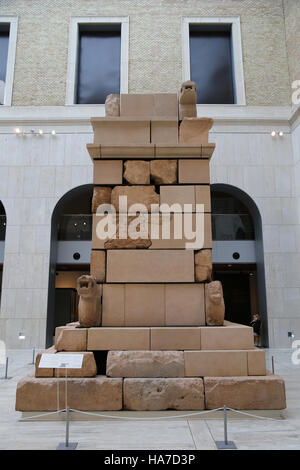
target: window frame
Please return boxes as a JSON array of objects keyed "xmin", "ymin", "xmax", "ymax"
[
  {"xmin": 0, "ymin": 17, "xmax": 18, "ymax": 106},
  {"xmin": 65, "ymin": 17, "xmax": 129, "ymax": 106},
  {"xmin": 182, "ymin": 17, "xmax": 246, "ymax": 106}
]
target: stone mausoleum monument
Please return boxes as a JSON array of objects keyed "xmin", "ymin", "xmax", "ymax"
[{"xmin": 16, "ymin": 83, "xmax": 286, "ymax": 412}]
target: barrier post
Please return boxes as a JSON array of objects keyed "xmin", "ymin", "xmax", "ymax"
[{"xmin": 215, "ymin": 405, "xmax": 237, "ymax": 450}]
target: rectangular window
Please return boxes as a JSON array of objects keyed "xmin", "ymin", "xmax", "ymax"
[
  {"xmin": 0, "ymin": 25, "xmax": 9, "ymax": 105},
  {"xmin": 182, "ymin": 18, "xmax": 246, "ymax": 105},
  {"xmin": 66, "ymin": 17, "xmax": 129, "ymax": 105},
  {"xmin": 0, "ymin": 18, "xmax": 17, "ymax": 106},
  {"xmin": 77, "ymin": 25, "xmax": 121, "ymax": 104},
  {"xmin": 190, "ymin": 25, "xmax": 234, "ymax": 104}
]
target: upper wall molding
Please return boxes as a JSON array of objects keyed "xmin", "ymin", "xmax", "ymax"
[{"xmin": 0, "ymin": 104, "xmax": 294, "ymax": 134}]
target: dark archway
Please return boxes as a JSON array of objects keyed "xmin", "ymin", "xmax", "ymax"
[
  {"xmin": 211, "ymin": 184, "xmax": 268, "ymax": 347},
  {"xmin": 45, "ymin": 184, "xmax": 93, "ymax": 347},
  {"xmin": 0, "ymin": 201, "xmax": 6, "ymax": 305}
]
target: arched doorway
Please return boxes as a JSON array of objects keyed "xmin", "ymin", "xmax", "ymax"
[
  {"xmin": 211, "ymin": 184, "xmax": 268, "ymax": 347},
  {"xmin": 46, "ymin": 185, "xmax": 93, "ymax": 347},
  {"xmin": 0, "ymin": 201, "xmax": 6, "ymax": 305}
]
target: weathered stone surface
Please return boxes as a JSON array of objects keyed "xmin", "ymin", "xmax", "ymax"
[
  {"xmin": 102, "ymin": 284, "xmax": 125, "ymax": 326},
  {"xmin": 103, "ymin": 216, "xmax": 152, "ymax": 249},
  {"xmin": 107, "ymin": 351, "xmax": 184, "ymax": 377},
  {"xmin": 151, "ymin": 327, "xmax": 201, "ymax": 350},
  {"xmin": 150, "ymin": 160, "xmax": 177, "ymax": 184},
  {"xmin": 124, "ymin": 284, "xmax": 165, "ymax": 326},
  {"xmin": 111, "ymin": 185, "xmax": 159, "ymax": 213},
  {"xmin": 247, "ymin": 349, "xmax": 267, "ymax": 376},
  {"xmin": 88, "ymin": 327, "xmax": 150, "ymax": 350},
  {"xmin": 184, "ymin": 351, "xmax": 248, "ymax": 377},
  {"xmin": 55, "ymin": 326, "xmax": 87, "ymax": 352},
  {"xmin": 124, "ymin": 160, "xmax": 150, "ymax": 184},
  {"xmin": 124, "ymin": 378, "xmax": 204, "ymax": 410},
  {"xmin": 200, "ymin": 323, "xmax": 254, "ymax": 350},
  {"xmin": 179, "ymin": 118, "xmax": 213, "ymax": 145},
  {"xmin": 35, "ymin": 346, "xmax": 56, "ymax": 377},
  {"xmin": 104, "ymin": 237, "xmax": 152, "ymax": 249},
  {"xmin": 90, "ymin": 250, "xmax": 106, "ymax": 282},
  {"xmin": 151, "ymin": 120, "xmax": 178, "ymax": 144},
  {"xmin": 178, "ymin": 160, "xmax": 210, "ymax": 184},
  {"xmin": 105, "ymin": 94, "xmax": 120, "ymax": 117},
  {"xmin": 204, "ymin": 375, "xmax": 286, "ymax": 410},
  {"xmin": 165, "ymin": 284, "xmax": 205, "ymax": 326},
  {"xmin": 92, "ymin": 187, "xmax": 112, "ymax": 213},
  {"xmin": 195, "ymin": 249, "xmax": 212, "ymax": 282},
  {"xmin": 77, "ymin": 275, "xmax": 102, "ymax": 328},
  {"xmin": 205, "ymin": 281, "xmax": 225, "ymax": 326},
  {"xmin": 16, "ymin": 374, "xmax": 123, "ymax": 411},
  {"xmin": 54, "ymin": 352, "xmax": 97, "ymax": 378},
  {"xmin": 106, "ymin": 249, "xmax": 194, "ymax": 283},
  {"xmin": 94, "ymin": 160, "xmax": 123, "ymax": 185}
]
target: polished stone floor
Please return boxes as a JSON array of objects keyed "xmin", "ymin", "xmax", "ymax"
[{"xmin": 0, "ymin": 348, "xmax": 299, "ymax": 450}]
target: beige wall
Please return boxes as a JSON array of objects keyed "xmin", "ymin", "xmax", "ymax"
[
  {"xmin": 283, "ymin": 0, "xmax": 300, "ymax": 87},
  {"xmin": 1, "ymin": 0, "xmax": 291, "ymax": 106}
]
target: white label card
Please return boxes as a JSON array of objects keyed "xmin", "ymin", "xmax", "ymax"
[{"xmin": 38, "ymin": 353, "xmax": 84, "ymax": 369}]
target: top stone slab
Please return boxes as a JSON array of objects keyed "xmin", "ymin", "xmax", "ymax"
[{"xmin": 120, "ymin": 94, "xmax": 178, "ymax": 118}]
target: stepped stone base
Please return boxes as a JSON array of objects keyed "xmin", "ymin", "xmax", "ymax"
[
  {"xmin": 16, "ymin": 373, "xmax": 286, "ymax": 411},
  {"xmin": 16, "ymin": 375, "xmax": 123, "ymax": 411}
]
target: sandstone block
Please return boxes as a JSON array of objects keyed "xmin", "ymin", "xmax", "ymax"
[
  {"xmin": 123, "ymin": 160, "xmax": 150, "ymax": 184},
  {"xmin": 106, "ymin": 249, "xmax": 194, "ymax": 283},
  {"xmin": 104, "ymin": 237, "xmax": 152, "ymax": 249},
  {"xmin": 179, "ymin": 118, "xmax": 213, "ymax": 145},
  {"xmin": 194, "ymin": 185, "xmax": 211, "ymax": 212},
  {"xmin": 125, "ymin": 284, "xmax": 165, "ymax": 326},
  {"xmin": 16, "ymin": 375, "xmax": 123, "ymax": 411},
  {"xmin": 149, "ymin": 213, "xmax": 212, "ymax": 250},
  {"xmin": 165, "ymin": 284, "xmax": 205, "ymax": 326},
  {"xmin": 151, "ymin": 120, "xmax": 178, "ymax": 144},
  {"xmin": 184, "ymin": 351, "xmax": 248, "ymax": 377},
  {"xmin": 54, "ymin": 352, "xmax": 97, "ymax": 378},
  {"xmin": 102, "ymin": 284, "xmax": 125, "ymax": 326},
  {"xmin": 111, "ymin": 185, "xmax": 159, "ymax": 213},
  {"xmin": 90, "ymin": 250, "xmax": 106, "ymax": 283},
  {"xmin": 92, "ymin": 187, "xmax": 112, "ymax": 213},
  {"xmin": 55, "ymin": 327, "xmax": 87, "ymax": 352},
  {"xmin": 124, "ymin": 378, "xmax": 204, "ymax": 410},
  {"xmin": 178, "ymin": 160, "xmax": 210, "ymax": 184},
  {"xmin": 106, "ymin": 351, "xmax": 184, "ymax": 378},
  {"xmin": 247, "ymin": 349, "xmax": 267, "ymax": 376},
  {"xmin": 77, "ymin": 275, "xmax": 102, "ymax": 328},
  {"xmin": 195, "ymin": 249, "xmax": 212, "ymax": 282},
  {"xmin": 93, "ymin": 160, "xmax": 123, "ymax": 185},
  {"xmin": 205, "ymin": 281, "xmax": 225, "ymax": 326},
  {"xmin": 105, "ymin": 94, "xmax": 120, "ymax": 117},
  {"xmin": 151, "ymin": 327, "xmax": 201, "ymax": 350},
  {"xmin": 35, "ymin": 346, "xmax": 56, "ymax": 378},
  {"xmin": 204, "ymin": 375, "xmax": 286, "ymax": 410},
  {"xmin": 91, "ymin": 118, "xmax": 150, "ymax": 145},
  {"xmin": 200, "ymin": 323, "xmax": 254, "ymax": 350},
  {"xmin": 120, "ymin": 93, "xmax": 178, "ymax": 118},
  {"xmin": 87, "ymin": 327, "xmax": 150, "ymax": 350},
  {"xmin": 160, "ymin": 185, "xmax": 195, "ymax": 211},
  {"xmin": 150, "ymin": 160, "xmax": 177, "ymax": 184}
]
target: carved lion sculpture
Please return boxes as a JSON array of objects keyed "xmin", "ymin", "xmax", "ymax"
[
  {"xmin": 205, "ymin": 280, "xmax": 225, "ymax": 326},
  {"xmin": 77, "ymin": 275, "xmax": 102, "ymax": 327},
  {"xmin": 179, "ymin": 80, "xmax": 197, "ymax": 120}
]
